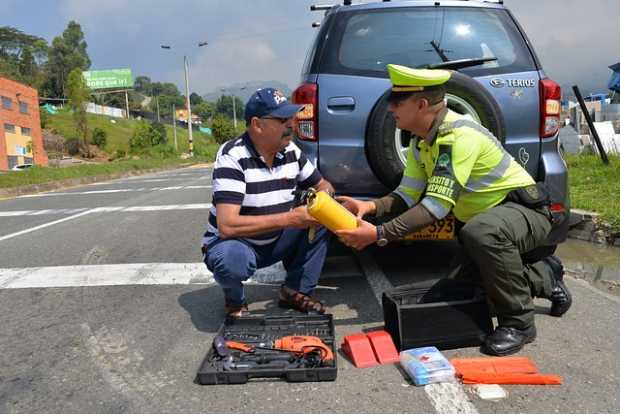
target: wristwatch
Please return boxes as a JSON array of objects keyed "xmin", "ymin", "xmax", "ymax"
[{"xmin": 376, "ymin": 225, "xmax": 388, "ymax": 247}]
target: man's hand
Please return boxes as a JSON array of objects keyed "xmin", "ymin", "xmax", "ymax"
[
  {"xmin": 287, "ymin": 206, "xmax": 320, "ymax": 229},
  {"xmin": 336, "ymin": 218, "xmax": 377, "ymax": 250},
  {"xmin": 335, "ymin": 196, "xmax": 375, "ymax": 218}
]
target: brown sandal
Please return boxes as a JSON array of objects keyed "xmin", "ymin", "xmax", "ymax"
[
  {"xmin": 225, "ymin": 301, "xmax": 249, "ymax": 318},
  {"xmin": 278, "ymin": 285, "xmax": 326, "ymax": 314}
]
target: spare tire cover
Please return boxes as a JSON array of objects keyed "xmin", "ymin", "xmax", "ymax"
[{"xmin": 366, "ymin": 71, "xmax": 506, "ymax": 190}]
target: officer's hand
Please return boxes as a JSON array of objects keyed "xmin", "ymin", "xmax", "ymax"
[
  {"xmin": 335, "ymin": 218, "xmax": 377, "ymax": 250},
  {"xmin": 335, "ymin": 196, "xmax": 374, "ymax": 219},
  {"xmin": 287, "ymin": 206, "xmax": 320, "ymax": 229}
]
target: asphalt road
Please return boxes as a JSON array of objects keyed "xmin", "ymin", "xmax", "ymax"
[{"xmin": 1, "ymin": 166, "xmax": 619, "ymax": 414}]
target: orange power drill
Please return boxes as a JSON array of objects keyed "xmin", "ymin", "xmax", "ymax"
[{"xmin": 225, "ymin": 335, "xmax": 334, "ymax": 362}]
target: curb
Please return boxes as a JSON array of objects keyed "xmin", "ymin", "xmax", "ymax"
[
  {"xmin": 568, "ymin": 209, "xmax": 620, "ymax": 247},
  {"xmin": 0, "ymin": 162, "xmax": 210, "ymax": 199}
]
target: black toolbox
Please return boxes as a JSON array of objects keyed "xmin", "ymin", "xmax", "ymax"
[
  {"xmin": 196, "ymin": 314, "xmax": 337, "ymax": 385},
  {"xmin": 382, "ymin": 278, "xmax": 493, "ymax": 351}
]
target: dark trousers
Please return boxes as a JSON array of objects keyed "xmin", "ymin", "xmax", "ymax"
[
  {"xmin": 451, "ymin": 202, "xmax": 554, "ymax": 329},
  {"xmin": 204, "ymin": 227, "xmax": 331, "ymax": 307}
]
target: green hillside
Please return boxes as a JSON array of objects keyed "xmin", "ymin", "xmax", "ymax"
[{"xmin": 45, "ymin": 108, "xmax": 215, "ymax": 155}]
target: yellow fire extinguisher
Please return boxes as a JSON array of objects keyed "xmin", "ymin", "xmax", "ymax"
[{"xmin": 306, "ymin": 189, "xmax": 358, "ymax": 232}]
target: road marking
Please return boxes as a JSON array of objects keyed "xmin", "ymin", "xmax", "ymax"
[
  {"xmin": 15, "ymin": 186, "xmax": 212, "ymax": 198},
  {"xmin": 0, "ymin": 203, "xmax": 213, "ymax": 217},
  {"xmin": 354, "ymin": 250, "xmax": 479, "ymax": 414},
  {"xmin": 0, "ymin": 210, "xmax": 94, "ymax": 243},
  {"xmin": 0, "ymin": 259, "xmax": 358, "ymax": 289}
]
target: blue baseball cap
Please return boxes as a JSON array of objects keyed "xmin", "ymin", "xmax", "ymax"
[{"xmin": 244, "ymin": 88, "xmax": 303, "ymax": 123}]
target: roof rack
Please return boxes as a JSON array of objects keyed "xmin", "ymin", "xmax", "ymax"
[{"xmin": 310, "ymin": 0, "xmax": 391, "ymax": 11}]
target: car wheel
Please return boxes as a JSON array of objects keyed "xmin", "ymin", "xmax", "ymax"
[{"xmin": 365, "ymin": 71, "xmax": 507, "ymax": 190}]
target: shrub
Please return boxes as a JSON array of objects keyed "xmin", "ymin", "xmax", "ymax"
[
  {"xmin": 64, "ymin": 137, "xmax": 81, "ymax": 156},
  {"xmin": 92, "ymin": 128, "xmax": 107, "ymax": 148},
  {"xmin": 129, "ymin": 120, "xmax": 153, "ymax": 153},
  {"xmin": 150, "ymin": 121, "xmax": 167, "ymax": 146},
  {"xmin": 129, "ymin": 120, "xmax": 169, "ymax": 153},
  {"xmin": 211, "ymin": 115, "xmax": 236, "ymax": 144}
]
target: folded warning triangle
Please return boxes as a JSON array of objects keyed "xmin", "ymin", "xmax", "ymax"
[{"xmin": 450, "ymin": 356, "xmax": 562, "ymax": 385}]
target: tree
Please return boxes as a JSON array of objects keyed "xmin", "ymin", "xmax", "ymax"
[
  {"xmin": 45, "ymin": 21, "xmax": 91, "ymax": 98},
  {"xmin": 150, "ymin": 81, "xmax": 180, "ymax": 97},
  {"xmin": 0, "ymin": 26, "xmax": 48, "ymax": 87},
  {"xmin": 134, "ymin": 75, "xmax": 152, "ymax": 94},
  {"xmin": 216, "ymin": 95, "xmax": 244, "ymax": 120},
  {"xmin": 66, "ymin": 68, "xmax": 90, "ymax": 151},
  {"xmin": 193, "ymin": 101, "xmax": 215, "ymax": 122},
  {"xmin": 150, "ymin": 94, "xmax": 184, "ymax": 116},
  {"xmin": 190, "ymin": 92, "xmax": 203, "ymax": 106}
]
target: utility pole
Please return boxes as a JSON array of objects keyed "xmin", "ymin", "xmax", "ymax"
[
  {"xmin": 184, "ymin": 55, "xmax": 193, "ymax": 157},
  {"xmin": 125, "ymin": 91, "xmax": 130, "ymax": 119},
  {"xmin": 232, "ymin": 94, "xmax": 237, "ymax": 129},
  {"xmin": 156, "ymin": 96, "xmax": 160, "ymax": 122},
  {"xmin": 161, "ymin": 41, "xmax": 207, "ymax": 157},
  {"xmin": 172, "ymin": 104, "xmax": 178, "ymax": 151}
]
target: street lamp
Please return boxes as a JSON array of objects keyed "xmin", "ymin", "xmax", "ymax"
[
  {"xmin": 160, "ymin": 41, "xmax": 207, "ymax": 157},
  {"xmin": 221, "ymin": 86, "xmax": 246, "ymax": 129}
]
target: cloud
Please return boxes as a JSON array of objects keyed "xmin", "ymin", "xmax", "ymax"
[
  {"xmin": 167, "ymin": 36, "xmax": 300, "ymax": 95},
  {"xmin": 40, "ymin": 0, "xmax": 620, "ymax": 95},
  {"xmin": 508, "ymin": 0, "xmax": 620, "ymax": 92}
]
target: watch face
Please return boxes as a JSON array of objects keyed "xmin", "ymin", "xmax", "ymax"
[{"xmin": 377, "ymin": 238, "xmax": 388, "ymax": 247}]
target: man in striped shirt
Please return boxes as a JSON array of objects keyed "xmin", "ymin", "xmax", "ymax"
[{"xmin": 202, "ymin": 88, "xmax": 335, "ymax": 317}]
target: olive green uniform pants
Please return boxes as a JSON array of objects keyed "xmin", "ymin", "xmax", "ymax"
[{"xmin": 451, "ymin": 202, "xmax": 554, "ymax": 329}]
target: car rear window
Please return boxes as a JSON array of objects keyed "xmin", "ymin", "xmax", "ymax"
[{"xmin": 321, "ymin": 7, "xmax": 536, "ymax": 78}]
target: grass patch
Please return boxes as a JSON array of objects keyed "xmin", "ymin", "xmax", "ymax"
[
  {"xmin": 0, "ymin": 156, "xmax": 213, "ymax": 189},
  {"xmin": 566, "ymin": 154, "xmax": 620, "ymax": 230},
  {"xmin": 0, "ymin": 108, "xmax": 221, "ymax": 190}
]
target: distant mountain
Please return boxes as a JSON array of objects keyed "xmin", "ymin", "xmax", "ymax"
[{"xmin": 202, "ymin": 80, "xmax": 293, "ymax": 103}]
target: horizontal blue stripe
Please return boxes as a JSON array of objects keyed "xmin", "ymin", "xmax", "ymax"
[
  {"xmin": 213, "ymin": 191, "xmax": 244, "ymax": 205},
  {"xmin": 298, "ymin": 170, "xmax": 322, "ymax": 190},
  {"xmin": 273, "ymin": 151, "xmax": 297, "ymax": 167},
  {"xmin": 213, "ymin": 167, "xmax": 244, "ymax": 181},
  {"xmin": 240, "ymin": 201, "xmax": 293, "ymax": 216},
  {"xmin": 246, "ymin": 178, "xmax": 296, "ymax": 194}
]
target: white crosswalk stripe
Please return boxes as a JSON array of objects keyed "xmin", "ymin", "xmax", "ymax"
[
  {"xmin": 0, "ymin": 203, "xmax": 212, "ymax": 217},
  {"xmin": 0, "ymin": 262, "xmax": 286, "ymax": 289}
]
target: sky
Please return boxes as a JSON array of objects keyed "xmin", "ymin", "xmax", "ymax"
[{"xmin": 3, "ymin": 0, "xmax": 619, "ymax": 97}]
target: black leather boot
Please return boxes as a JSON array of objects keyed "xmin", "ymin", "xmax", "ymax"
[
  {"xmin": 543, "ymin": 255, "xmax": 572, "ymax": 317},
  {"xmin": 481, "ymin": 325, "xmax": 537, "ymax": 356}
]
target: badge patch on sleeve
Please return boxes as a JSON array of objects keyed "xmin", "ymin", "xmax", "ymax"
[{"xmin": 426, "ymin": 145, "xmax": 460, "ymax": 204}]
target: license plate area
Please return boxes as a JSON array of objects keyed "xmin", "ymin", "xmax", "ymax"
[{"xmin": 402, "ymin": 215, "xmax": 455, "ymax": 241}]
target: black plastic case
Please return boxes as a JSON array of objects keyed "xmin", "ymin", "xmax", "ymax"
[
  {"xmin": 382, "ymin": 279, "xmax": 493, "ymax": 351},
  {"xmin": 196, "ymin": 314, "xmax": 337, "ymax": 385}
]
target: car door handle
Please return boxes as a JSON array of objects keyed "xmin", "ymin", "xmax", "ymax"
[{"xmin": 327, "ymin": 97, "xmax": 355, "ymax": 112}]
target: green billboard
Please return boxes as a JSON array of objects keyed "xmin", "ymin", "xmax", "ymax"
[{"xmin": 83, "ymin": 69, "xmax": 134, "ymax": 90}]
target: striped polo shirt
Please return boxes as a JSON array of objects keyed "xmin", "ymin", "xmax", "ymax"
[{"xmin": 203, "ymin": 132, "xmax": 322, "ymax": 246}]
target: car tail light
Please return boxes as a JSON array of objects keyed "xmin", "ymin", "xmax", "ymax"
[
  {"xmin": 292, "ymin": 83, "xmax": 318, "ymax": 141},
  {"xmin": 549, "ymin": 203, "xmax": 565, "ymax": 213},
  {"xmin": 540, "ymin": 79, "xmax": 561, "ymax": 138}
]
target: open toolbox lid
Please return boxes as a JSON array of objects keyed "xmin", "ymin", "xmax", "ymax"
[{"xmin": 196, "ymin": 314, "xmax": 337, "ymax": 385}]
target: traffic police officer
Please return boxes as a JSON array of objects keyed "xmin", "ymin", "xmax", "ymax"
[{"xmin": 337, "ymin": 64, "xmax": 572, "ymax": 356}]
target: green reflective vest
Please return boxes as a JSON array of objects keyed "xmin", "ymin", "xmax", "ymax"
[{"xmin": 395, "ymin": 109, "xmax": 535, "ymax": 223}]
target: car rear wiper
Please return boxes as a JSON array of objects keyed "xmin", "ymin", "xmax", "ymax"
[{"xmin": 422, "ymin": 57, "xmax": 498, "ymax": 71}]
